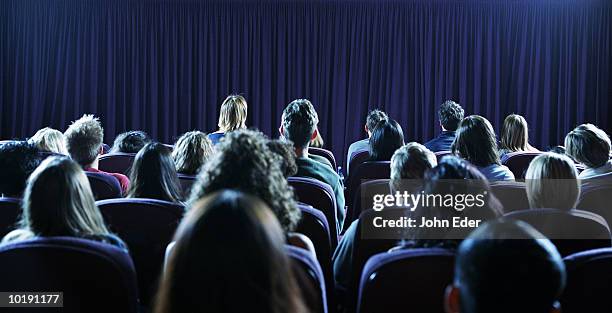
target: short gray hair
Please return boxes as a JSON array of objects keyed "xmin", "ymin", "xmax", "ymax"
[
  {"xmin": 64, "ymin": 114, "xmax": 104, "ymax": 166},
  {"xmin": 281, "ymin": 99, "xmax": 319, "ymax": 149}
]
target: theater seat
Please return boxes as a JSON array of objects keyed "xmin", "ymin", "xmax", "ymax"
[
  {"xmin": 287, "ymin": 245, "xmax": 328, "ymax": 313},
  {"xmin": 505, "ymin": 208, "xmax": 612, "ymax": 256},
  {"xmin": 0, "ymin": 237, "xmax": 139, "ymax": 313},
  {"xmin": 288, "ymin": 177, "xmax": 338, "ymax": 246},
  {"xmin": 345, "ymin": 161, "xmax": 391, "ymax": 223},
  {"xmin": 501, "ymin": 152, "xmax": 542, "ymax": 179},
  {"xmin": 309, "ymin": 147, "xmax": 337, "ymax": 170},
  {"xmin": 177, "ymin": 173, "xmax": 197, "ymax": 197},
  {"xmin": 348, "ymin": 150, "xmax": 370, "ymax": 176},
  {"xmin": 86, "ymin": 172, "xmax": 122, "ymax": 200},
  {"xmin": 490, "ymin": 181, "xmax": 530, "ymax": 213},
  {"xmin": 99, "ymin": 153, "xmax": 136, "ymax": 175},
  {"xmin": 345, "ymin": 179, "xmax": 391, "ymax": 233},
  {"xmin": 357, "ymin": 248, "xmax": 455, "ymax": 313},
  {"xmin": 0, "ymin": 197, "xmax": 21, "ymax": 238},
  {"xmin": 577, "ymin": 175, "xmax": 612, "ymax": 227},
  {"xmin": 96, "ymin": 198, "xmax": 184, "ymax": 306},
  {"xmin": 562, "ymin": 248, "xmax": 612, "ymax": 313},
  {"xmin": 434, "ymin": 150, "xmax": 453, "ymax": 162}
]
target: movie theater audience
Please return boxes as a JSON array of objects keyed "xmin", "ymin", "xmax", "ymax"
[
  {"xmin": 452, "ymin": 115, "xmax": 515, "ymax": 181},
  {"xmin": 155, "ymin": 190, "xmax": 307, "ymax": 313},
  {"xmin": 280, "ymin": 99, "xmax": 345, "ymax": 230},
  {"xmin": 369, "ymin": 119, "xmax": 405, "ymax": 161},
  {"xmin": 110, "ymin": 130, "xmax": 151, "ymax": 154},
  {"xmin": 346, "ymin": 109, "xmax": 388, "ymax": 173},
  {"xmin": 208, "ymin": 95, "xmax": 248, "ymax": 145},
  {"xmin": 424, "ymin": 100, "xmax": 464, "ymax": 153},
  {"xmin": 0, "ymin": 141, "xmax": 42, "ymax": 198},
  {"xmin": 172, "ymin": 131, "xmax": 214, "ymax": 175},
  {"xmin": 1, "ymin": 156, "xmax": 126, "ymax": 250},
  {"xmin": 445, "ymin": 219, "xmax": 565, "ymax": 313},
  {"xmin": 127, "ymin": 143, "xmax": 183, "ymax": 203},
  {"xmin": 499, "ymin": 114, "xmax": 539, "ymax": 157},
  {"xmin": 565, "ymin": 123, "xmax": 612, "ymax": 179},
  {"xmin": 64, "ymin": 114, "xmax": 130, "ymax": 193},
  {"xmin": 28, "ymin": 127, "xmax": 68, "ymax": 155},
  {"xmin": 525, "ymin": 153, "xmax": 579, "ymax": 210}
]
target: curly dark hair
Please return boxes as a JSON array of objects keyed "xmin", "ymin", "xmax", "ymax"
[
  {"xmin": 267, "ymin": 140, "xmax": 298, "ymax": 178},
  {"xmin": 438, "ymin": 100, "xmax": 464, "ymax": 131},
  {"xmin": 111, "ymin": 130, "xmax": 151, "ymax": 154},
  {"xmin": 188, "ymin": 129, "xmax": 301, "ymax": 233},
  {"xmin": 0, "ymin": 141, "xmax": 42, "ymax": 197}
]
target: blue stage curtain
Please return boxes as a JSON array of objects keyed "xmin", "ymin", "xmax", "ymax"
[{"xmin": 1, "ymin": 0, "xmax": 611, "ymax": 166}]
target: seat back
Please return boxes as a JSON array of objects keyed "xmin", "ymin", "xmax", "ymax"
[
  {"xmin": 99, "ymin": 153, "xmax": 137, "ymax": 175},
  {"xmin": 345, "ymin": 161, "xmax": 391, "ymax": 220},
  {"xmin": 562, "ymin": 248, "xmax": 612, "ymax": 313},
  {"xmin": 96, "ymin": 198, "xmax": 184, "ymax": 305},
  {"xmin": 177, "ymin": 174, "xmax": 197, "ymax": 197},
  {"xmin": 490, "ymin": 181, "xmax": 530, "ymax": 213},
  {"xmin": 288, "ymin": 177, "xmax": 338, "ymax": 246},
  {"xmin": 346, "ymin": 179, "xmax": 391, "ymax": 233},
  {"xmin": 577, "ymin": 177, "xmax": 612, "ymax": 227},
  {"xmin": 287, "ymin": 245, "xmax": 328, "ymax": 313},
  {"xmin": 348, "ymin": 150, "xmax": 370, "ymax": 176},
  {"xmin": 501, "ymin": 152, "xmax": 542, "ymax": 179},
  {"xmin": 309, "ymin": 147, "xmax": 337, "ymax": 170},
  {"xmin": 358, "ymin": 248, "xmax": 455, "ymax": 313},
  {"xmin": 0, "ymin": 237, "xmax": 139, "ymax": 313},
  {"xmin": 434, "ymin": 150, "xmax": 453, "ymax": 162},
  {"xmin": 0, "ymin": 197, "xmax": 21, "ymax": 238},
  {"xmin": 505, "ymin": 208, "xmax": 612, "ymax": 256},
  {"xmin": 86, "ymin": 172, "xmax": 122, "ymax": 200}
]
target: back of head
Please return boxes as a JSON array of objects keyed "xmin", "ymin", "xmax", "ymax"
[
  {"xmin": 369, "ymin": 119, "xmax": 405, "ymax": 161},
  {"xmin": 267, "ymin": 139, "xmax": 298, "ymax": 178},
  {"xmin": 453, "ymin": 219, "xmax": 565, "ymax": 313},
  {"xmin": 281, "ymin": 99, "xmax": 319, "ymax": 149},
  {"xmin": 565, "ymin": 123, "xmax": 611, "ymax": 168},
  {"xmin": 525, "ymin": 152, "xmax": 579, "ymax": 210},
  {"xmin": 19, "ymin": 156, "xmax": 110, "ymax": 239},
  {"xmin": 366, "ymin": 109, "xmax": 388, "ymax": 133},
  {"xmin": 64, "ymin": 114, "xmax": 104, "ymax": 166},
  {"xmin": 438, "ymin": 100, "xmax": 464, "ymax": 131},
  {"xmin": 218, "ymin": 94, "xmax": 248, "ymax": 132},
  {"xmin": 500, "ymin": 114, "xmax": 530, "ymax": 152},
  {"xmin": 172, "ymin": 131, "xmax": 213, "ymax": 175},
  {"xmin": 29, "ymin": 127, "xmax": 68, "ymax": 155},
  {"xmin": 128, "ymin": 142, "xmax": 182, "ymax": 202},
  {"xmin": 110, "ymin": 130, "xmax": 151, "ymax": 154},
  {"xmin": 188, "ymin": 129, "xmax": 300, "ymax": 232},
  {"xmin": 390, "ymin": 142, "xmax": 436, "ymax": 190},
  {"xmin": 0, "ymin": 141, "xmax": 41, "ymax": 197},
  {"xmin": 156, "ymin": 190, "xmax": 306, "ymax": 313},
  {"xmin": 452, "ymin": 115, "xmax": 500, "ymax": 167}
]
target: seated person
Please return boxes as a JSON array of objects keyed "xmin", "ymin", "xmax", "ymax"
[
  {"xmin": 28, "ymin": 127, "xmax": 68, "ymax": 155},
  {"xmin": 64, "ymin": 115, "xmax": 130, "ymax": 193},
  {"xmin": 155, "ymin": 190, "xmax": 308, "ymax": 313},
  {"xmin": 346, "ymin": 109, "xmax": 388, "ymax": 174},
  {"xmin": 369, "ymin": 119, "xmax": 405, "ymax": 161},
  {"xmin": 389, "ymin": 142, "xmax": 437, "ymax": 192},
  {"xmin": 499, "ymin": 114, "xmax": 539, "ymax": 157},
  {"xmin": 267, "ymin": 140, "xmax": 298, "ymax": 178},
  {"xmin": 279, "ymin": 99, "xmax": 345, "ymax": 232},
  {"xmin": 2, "ymin": 156, "xmax": 126, "ymax": 250},
  {"xmin": 452, "ymin": 115, "xmax": 515, "ymax": 181},
  {"xmin": 208, "ymin": 94, "xmax": 248, "ymax": 145},
  {"xmin": 445, "ymin": 219, "xmax": 565, "ymax": 313},
  {"xmin": 0, "ymin": 141, "xmax": 42, "ymax": 198},
  {"xmin": 525, "ymin": 152, "xmax": 579, "ymax": 210},
  {"xmin": 424, "ymin": 100, "xmax": 464, "ymax": 153},
  {"xmin": 127, "ymin": 143, "xmax": 183, "ymax": 203},
  {"xmin": 110, "ymin": 130, "xmax": 151, "ymax": 154},
  {"xmin": 565, "ymin": 123, "xmax": 612, "ymax": 179},
  {"xmin": 172, "ymin": 131, "xmax": 213, "ymax": 175}
]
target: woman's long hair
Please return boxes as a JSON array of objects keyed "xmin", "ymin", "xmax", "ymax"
[
  {"xmin": 369, "ymin": 119, "xmax": 405, "ymax": 161},
  {"xmin": 500, "ymin": 114, "xmax": 535, "ymax": 153},
  {"xmin": 155, "ymin": 190, "xmax": 307, "ymax": 313},
  {"xmin": 3, "ymin": 156, "xmax": 113, "ymax": 243},
  {"xmin": 172, "ymin": 131, "xmax": 213, "ymax": 175},
  {"xmin": 128, "ymin": 143, "xmax": 183, "ymax": 203},
  {"xmin": 452, "ymin": 115, "xmax": 501, "ymax": 167},
  {"xmin": 218, "ymin": 94, "xmax": 248, "ymax": 132}
]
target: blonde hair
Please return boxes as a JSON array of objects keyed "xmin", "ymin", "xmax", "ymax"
[
  {"xmin": 500, "ymin": 114, "xmax": 531, "ymax": 152},
  {"xmin": 525, "ymin": 152, "xmax": 579, "ymax": 210},
  {"xmin": 64, "ymin": 114, "xmax": 104, "ymax": 166},
  {"xmin": 218, "ymin": 95, "xmax": 248, "ymax": 132},
  {"xmin": 172, "ymin": 131, "xmax": 214, "ymax": 175},
  {"xmin": 29, "ymin": 127, "xmax": 68, "ymax": 155},
  {"xmin": 3, "ymin": 156, "xmax": 112, "ymax": 243},
  {"xmin": 391, "ymin": 142, "xmax": 437, "ymax": 180},
  {"xmin": 565, "ymin": 123, "xmax": 611, "ymax": 168}
]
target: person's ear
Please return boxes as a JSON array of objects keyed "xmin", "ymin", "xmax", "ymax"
[
  {"xmin": 311, "ymin": 128, "xmax": 318, "ymax": 141},
  {"xmin": 550, "ymin": 301, "xmax": 561, "ymax": 313},
  {"xmin": 444, "ymin": 285, "xmax": 460, "ymax": 313}
]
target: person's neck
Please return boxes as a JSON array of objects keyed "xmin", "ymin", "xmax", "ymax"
[
  {"xmin": 86, "ymin": 158, "xmax": 99, "ymax": 170},
  {"xmin": 295, "ymin": 146, "xmax": 309, "ymax": 158}
]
